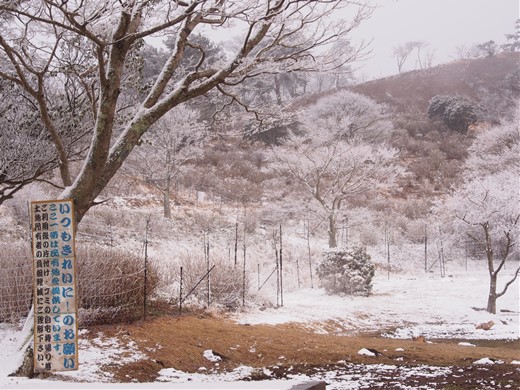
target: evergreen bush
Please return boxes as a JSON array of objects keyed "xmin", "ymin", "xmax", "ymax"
[
  {"xmin": 427, "ymin": 95, "xmax": 479, "ymax": 133},
  {"xmin": 317, "ymin": 247, "xmax": 375, "ymax": 297}
]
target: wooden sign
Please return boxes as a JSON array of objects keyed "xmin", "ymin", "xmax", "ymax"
[{"xmin": 31, "ymin": 199, "xmax": 78, "ymax": 372}]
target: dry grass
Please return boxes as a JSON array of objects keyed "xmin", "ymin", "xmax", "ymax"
[
  {"xmin": 0, "ymin": 243, "xmax": 32, "ymax": 323},
  {"xmin": 76, "ymin": 245, "xmax": 160, "ymax": 326}
]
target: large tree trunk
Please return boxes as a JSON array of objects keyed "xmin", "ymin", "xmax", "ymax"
[{"xmin": 328, "ymin": 214, "xmax": 337, "ymax": 248}]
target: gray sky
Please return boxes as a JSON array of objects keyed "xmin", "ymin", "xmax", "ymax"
[{"xmin": 350, "ymin": 0, "xmax": 519, "ymax": 80}]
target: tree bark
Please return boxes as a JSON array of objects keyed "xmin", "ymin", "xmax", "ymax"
[
  {"xmin": 486, "ymin": 274, "xmax": 497, "ymax": 314},
  {"xmin": 164, "ymin": 175, "xmax": 172, "ymax": 219},
  {"xmin": 482, "ymin": 222, "xmax": 498, "ymax": 314},
  {"xmin": 328, "ymin": 213, "xmax": 337, "ymax": 248}
]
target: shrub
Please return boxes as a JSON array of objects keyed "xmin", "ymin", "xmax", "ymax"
[
  {"xmin": 316, "ymin": 247, "xmax": 375, "ymax": 297},
  {"xmin": 76, "ymin": 245, "xmax": 160, "ymax": 326}
]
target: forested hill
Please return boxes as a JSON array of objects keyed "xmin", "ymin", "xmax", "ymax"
[{"xmin": 349, "ymin": 51, "xmax": 519, "ymax": 114}]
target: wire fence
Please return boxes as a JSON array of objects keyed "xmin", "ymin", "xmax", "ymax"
[
  {"xmin": 2, "ymin": 211, "xmax": 509, "ymax": 328},
  {"xmin": 0, "ymin": 234, "xmax": 155, "ymax": 327},
  {"xmin": 0, "ymin": 261, "xmax": 32, "ymax": 324}
]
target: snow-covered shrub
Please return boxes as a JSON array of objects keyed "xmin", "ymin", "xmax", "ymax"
[
  {"xmin": 427, "ymin": 95, "xmax": 479, "ymax": 133},
  {"xmin": 316, "ymin": 247, "xmax": 375, "ymax": 297},
  {"xmin": 76, "ymin": 245, "xmax": 160, "ymax": 325}
]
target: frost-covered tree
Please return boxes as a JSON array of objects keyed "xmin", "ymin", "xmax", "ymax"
[
  {"xmin": 0, "ymin": 79, "xmax": 89, "ymax": 204},
  {"xmin": 476, "ymin": 40, "xmax": 498, "ymax": 58},
  {"xmin": 308, "ymin": 90, "xmax": 393, "ymax": 144},
  {"xmin": 478, "ymin": 70, "xmax": 520, "ymax": 124},
  {"xmin": 447, "ymin": 172, "xmax": 519, "ymax": 314},
  {"xmin": 443, "ymin": 119, "xmax": 520, "ymax": 314},
  {"xmin": 129, "ymin": 105, "xmax": 207, "ymax": 218},
  {"xmin": 270, "ymin": 91, "xmax": 397, "ymax": 248},
  {"xmin": 0, "ymin": 82, "xmax": 57, "ymax": 204},
  {"xmin": 0, "ymin": 0, "xmax": 373, "ymax": 223},
  {"xmin": 502, "ymin": 19, "xmax": 520, "ymax": 52}
]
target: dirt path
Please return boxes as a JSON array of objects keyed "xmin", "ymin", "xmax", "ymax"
[{"xmin": 80, "ymin": 314, "xmax": 520, "ymax": 388}]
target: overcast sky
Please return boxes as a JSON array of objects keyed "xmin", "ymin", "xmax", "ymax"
[{"xmin": 350, "ymin": 0, "xmax": 519, "ymax": 80}]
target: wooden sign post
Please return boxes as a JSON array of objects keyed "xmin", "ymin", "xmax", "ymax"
[{"xmin": 31, "ymin": 199, "xmax": 78, "ymax": 372}]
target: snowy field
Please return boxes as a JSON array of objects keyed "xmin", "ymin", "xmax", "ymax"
[
  {"xmin": 237, "ymin": 269, "xmax": 520, "ymax": 341},
  {"xmin": 0, "ymin": 268, "xmax": 518, "ymax": 389}
]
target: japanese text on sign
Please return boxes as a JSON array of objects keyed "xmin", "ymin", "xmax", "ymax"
[{"xmin": 31, "ymin": 200, "xmax": 78, "ymax": 372}]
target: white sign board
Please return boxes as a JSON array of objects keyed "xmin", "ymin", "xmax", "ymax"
[{"xmin": 31, "ymin": 199, "xmax": 78, "ymax": 372}]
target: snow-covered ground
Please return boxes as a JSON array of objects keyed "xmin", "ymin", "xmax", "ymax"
[
  {"xmin": 0, "ymin": 268, "xmax": 518, "ymax": 389},
  {"xmin": 237, "ymin": 269, "xmax": 519, "ymax": 340}
]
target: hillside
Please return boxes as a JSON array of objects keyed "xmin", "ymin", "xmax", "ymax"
[{"xmin": 349, "ymin": 51, "xmax": 519, "ymax": 114}]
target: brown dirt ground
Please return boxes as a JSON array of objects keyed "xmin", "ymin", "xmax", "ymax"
[{"xmin": 80, "ymin": 312, "xmax": 520, "ymax": 385}]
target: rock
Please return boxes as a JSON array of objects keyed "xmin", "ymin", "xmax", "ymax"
[
  {"xmin": 366, "ymin": 348, "xmax": 383, "ymax": 356},
  {"xmin": 475, "ymin": 320, "xmax": 494, "ymax": 330}
]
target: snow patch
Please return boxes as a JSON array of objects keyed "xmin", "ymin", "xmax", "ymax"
[
  {"xmin": 458, "ymin": 342, "xmax": 476, "ymax": 347},
  {"xmin": 203, "ymin": 349, "xmax": 222, "ymax": 362},
  {"xmin": 473, "ymin": 357, "xmax": 503, "ymax": 365},
  {"xmin": 358, "ymin": 348, "xmax": 376, "ymax": 357}
]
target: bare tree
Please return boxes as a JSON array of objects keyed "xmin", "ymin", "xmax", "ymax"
[
  {"xmin": 452, "ymin": 44, "xmax": 471, "ymax": 60},
  {"xmin": 416, "ymin": 43, "xmax": 435, "ymax": 69},
  {"xmin": 393, "ymin": 41, "xmax": 422, "ymax": 73},
  {"xmin": 0, "ymin": 0, "xmax": 373, "ymax": 224}
]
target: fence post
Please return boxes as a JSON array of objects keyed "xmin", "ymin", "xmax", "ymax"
[
  {"xmin": 307, "ymin": 220, "xmax": 314, "ymax": 288},
  {"xmin": 438, "ymin": 226, "xmax": 446, "ymax": 278},
  {"xmin": 204, "ymin": 232, "xmax": 210, "ymax": 308},
  {"xmin": 143, "ymin": 218, "xmax": 150, "ymax": 321},
  {"xmin": 385, "ymin": 227, "xmax": 390, "ymax": 280},
  {"xmin": 279, "ymin": 224, "xmax": 283, "ymax": 307},
  {"xmin": 424, "ymin": 224, "xmax": 428, "ymax": 273},
  {"xmin": 274, "ymin": 229, "xmax": 280, "ymax": 307},
  {"xmin": 296, "ymin": 257, "xmax": 301, "ymax": 289},
  {"xmin": 179, "ymin": 266, "xmax": 183, "ymax": 316},
  {"xmin": 242, "ymin": 224, "xmax": 247, "ymax": 307},
  {"xmin": 234, "ymin": 222, "xmax": 238, "ymax": 267}
]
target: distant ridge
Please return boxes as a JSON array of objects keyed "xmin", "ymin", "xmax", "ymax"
[{"xmin": 349, "ymin": 52, "xmax": 519, "ymax": 113}]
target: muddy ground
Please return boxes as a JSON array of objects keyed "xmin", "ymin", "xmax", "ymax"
[{"xmin": 71, "ymin": 313, "xmax": 520, "ymax": 389}]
